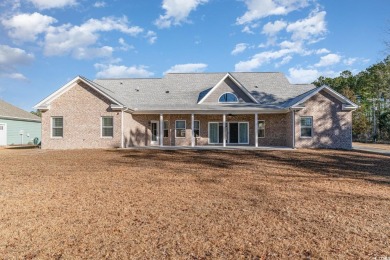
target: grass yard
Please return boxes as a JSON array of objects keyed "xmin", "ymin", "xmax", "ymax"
[{"xmin": 0, "ymin": 148, "xmax": 389, "ymax": 259}]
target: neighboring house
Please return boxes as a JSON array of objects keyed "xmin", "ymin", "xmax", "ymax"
[
  {"xmin": 0, "ymin": 99, "xmax": 41, "ymax": 146},
  {"xmin": 34, "ymin": 72, "xmax": 358, "ymax": 150}
]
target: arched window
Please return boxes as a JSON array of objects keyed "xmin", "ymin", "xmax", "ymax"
[{"xmin": 219, "ymin": 92, "xmax": 238, "ymax": 103}]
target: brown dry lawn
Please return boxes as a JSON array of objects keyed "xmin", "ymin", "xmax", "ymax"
[
  {"xmin": 0, "ymin": 148, "xmax": 389, "ymax": 259},
  {"xmin": 353, "ymin": 141, "xmax": 390, "ymax": 151}
]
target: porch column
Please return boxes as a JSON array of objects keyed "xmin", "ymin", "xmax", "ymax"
[
  {"xmin": 159, "ymin": 113, "xmax": 164, "ymax": 147},
  {"xmin": 223, "ymin": 114, "xmax": 226, "ymax": 147},
  {"xmin": 121, "ymin": 110, "xmax": 124, "ymax": 148},
  {"xmin": 255, "ymin": 113, "xmax": 258, "ymax": 147},
  {"xmin": 191, "ymin": 113, "xmax": 195, "ymax": 147}
]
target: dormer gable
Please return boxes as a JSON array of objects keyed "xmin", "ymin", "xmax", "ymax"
[{"xmin": 197, "ymin": 73, "xmax": 258, "ymax": 104}]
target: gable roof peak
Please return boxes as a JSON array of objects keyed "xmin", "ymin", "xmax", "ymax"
[{"xmin": 197, "ymin": 72, "xmax": 259, "ymax": 104}]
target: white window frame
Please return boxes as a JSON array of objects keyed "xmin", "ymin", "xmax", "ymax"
[
  {"xmin": 258, "ymin": 120, "xmax": 265, "ymax": 138},
  {"xmin": 51, "ymin": 116, "xmax": 63, "ymax": 138},
  {"xmin": 175, "ymin": 120, "xmax": 186, "ymax": 138},
  {"xmin": 218, "ymin": 92, "xmax": 239, "ymax": 103},
  {"xmin": 194, "ymin": 120, "xmax": 200, "ymax": 137},
  {"xmin": 300, "ymin": 116, "xmax": 313, "ymax": 138},
  {"xmin": 101, "ymin": 116, "xmax": 114, "ymax": 138},
  {"xmin": 163, "ymin": 120, "xmax": 169, "ymax": 138}
]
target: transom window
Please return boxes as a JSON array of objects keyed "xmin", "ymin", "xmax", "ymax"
[
  {"xmin": 219, "ymin": 92, "xmax": 238, "ymax": 103},
  {"xmin": 51, "ymin": 117, "xmax": 63, "ymax": 138},
  {"xmin": 258, "ymin": 120, "xmax": 265, "ymax": 138},
  {"xmin": 102, "ymin": 116, "xmax": 114, "ymax": 137},
  {"xmin": 175, "ymin": 120, "xmax": 186, "ymax": 138},
  {"xmin": 300, "ymin": 117, "xmax": 313, "ymax": 138}
]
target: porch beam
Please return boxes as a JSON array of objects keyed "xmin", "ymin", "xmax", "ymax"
[
  {"xmin": 191, "ymin": 113, "xmax": 195, "ymax": 147},
  {"xmin": 255, "ymin": 113, "xmax": 258, "ymax": 147},
  {"xmin": 159, "ymin": 113, "xmax": 164, "ymax": 147},
  {"xmin": 223, "ymin": 114, "xmax": 226, "ymax": 147}
]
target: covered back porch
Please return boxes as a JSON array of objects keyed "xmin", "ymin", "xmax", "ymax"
[{"xmin": 123, "ymin": 111, "xmax": 295, "ymax": 148}]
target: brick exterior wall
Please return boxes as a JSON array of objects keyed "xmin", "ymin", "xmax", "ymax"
[
  {"xmin": 294, "ymin": 90, "xmax": 353, "ymax": 149},
  {"xmin": 41, "ymin": 82, "xmax": 122, "ymax": 149}
]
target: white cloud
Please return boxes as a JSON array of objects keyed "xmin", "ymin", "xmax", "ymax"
[
  {"xmin": 242, "ymin": 23, "xmax": 260, "ymax": 34},
  {"xmin": 0, "ymin": 72, "xmax": 27, "ymax": 81},
  {"xmin": 286, "ymin": 9, "xmax": 327, "ymax": 42},
  {"xmin": 118, "ymin": 38, "xmax": 134, "ymax": 51},
  {"xmin": 27, "ymin": 0, "xmax": 77, "ymax": 9},
  {"xmin": 242, "ymin": 26, "xmax": 254, "ymax": 34},
  {"xmin": 95, "ymin": 63, "xmax": 154, "ymax": 78},
  {"xmin": 288, "ymin": 68, "xmax": 319, "ymax": 83},
  {"xmin": 288, "ymin": 67, "xmax": 338, "ymax": 84},
  {"xmin": 343, "ymin": 57, "xmax": 357, "ymax": 66},
  {"xmin": 231, "ymin": 43, "xmax": 249, "ymax": 55},
  {"xmin": 236, "ymin": 0, "xmax": 309, "ymax": 25},
  {"xmin": 0, "ymin": 45, "xmax": 34, "ymax": 68},
  {"xmin": 146, "ymin": 30, "xmax": 157, "ymax": 44},
  {"xmin": 235, "ymin": 39, "xmax": 309, "ymax": 71},
  {"xmin": 235, "ymin": 48, "xmax": 292, "ymax": 71},
  {"xmin": 315, "ymin": 53, "xmax": 341, "ymax": 67},
  {"xmin": 315, "ymin": 48, "xmax": 330, "ymax": 54},
  {"xmin": 164, "ymin": 63, "xmax": 207, "ymax": 74},
  {"xmin": 2, "ymin": 12, "xmax": 57, "ymax": 42},
  {"xmin": 93, "ymin": 1, "xmax": 106, "ymax": 8},
  {"xmin": 262, "ymin": 20, "xmax": 287, "ymax": 35},
  {"xmin": 275, "ymin": 55, "xmax": 292, "ymax": 67},
  {"xmin": 155, "ymin": 0, "xmax": 208, "ymax": 28},
  {"xmin": 44, "ymin": 16, "xmax": 143, "ymax": 58},
  {"xmin": 0, "ymin": 45, "xmax": 34, "ymax": 80}
]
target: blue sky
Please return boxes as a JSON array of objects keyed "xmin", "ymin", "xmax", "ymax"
[{"xmin": 0, "ymin": 0, "xmax": 389, "ymax": 111}]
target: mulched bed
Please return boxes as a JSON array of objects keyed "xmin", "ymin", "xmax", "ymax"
[{"xmin": 0, "ymin": 148, "xmax": 389, "ymax": 259}]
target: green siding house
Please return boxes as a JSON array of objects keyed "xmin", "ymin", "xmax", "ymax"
[{"xmin": 0, "ymin": 99, "xmax": 41, "ymax": 146}]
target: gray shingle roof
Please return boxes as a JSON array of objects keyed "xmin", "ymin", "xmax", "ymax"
[
  {"xmin": 0, "ymin": 99, "xmax": 41, "ymax": 122},
  {"xmin": 93, "ymin": 72, "xmax": 316, "ymax": 111}
]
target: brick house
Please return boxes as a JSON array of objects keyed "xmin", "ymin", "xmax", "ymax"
[{"xmin": 34, "ymin": 72, "xmax": 358, "ymax": 149}]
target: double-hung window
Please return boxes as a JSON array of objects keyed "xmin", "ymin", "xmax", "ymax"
[
  {"xmin": 102, "ymin": 116, "xmax": 114, "ymax": 137},
  {"xmin": 175, "ymin": 120, "xmax": 186, "ymax": 138},
  {"xmin": 52, "ymin": 117, "xmax": 63, "ymax": 138},
  {"xmin": 194, "ymin": 120, "xmax": 200, "ymax": 137},
  {"xmin": 258, "ymin": 120, "xmax": 265, "ymax": 138},
  {"xmin": 163, "ymin": 121, "xmax": 169, "ymax": 137},
  {"xmin": 300, "ymin": 117, "xmax": 313, "ymax": 137}
]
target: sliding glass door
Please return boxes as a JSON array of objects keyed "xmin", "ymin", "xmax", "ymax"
[
  {"xmin": 209, "ymin": 122, "xmax": 249, "ymax": 144},
  {"xmin": 209, "ymin": 122, "xmax": 224, "ymax": 144}
]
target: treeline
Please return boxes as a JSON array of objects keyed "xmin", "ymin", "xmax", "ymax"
[{"xmin": 313, "ymin": 56, "xmax": 390, "ymax": 142}]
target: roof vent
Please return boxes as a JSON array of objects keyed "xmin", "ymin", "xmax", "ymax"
[
  {"xmin": 165, "ymin": 90, "xmax": 169, "ymax": 94},
  {"xmin": 120, "ymin": 82, "xmax": 123, "ymax": 85},
  {"xmin": 135, "ymin": 87, "xmax": 139, "ymax": 92},
  {"xmin": 254, "ymin": 85, "xmax": 258, "ymax": 88}
]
